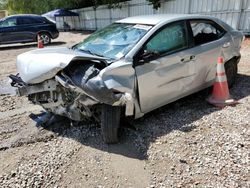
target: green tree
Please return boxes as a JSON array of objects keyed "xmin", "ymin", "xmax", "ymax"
[
  {"xmin": 147, "ymin": 0, "xmax": 161, "ymax": 9},
  {"xmin": 147, "ymin": 0, "xmax": 172, "ymax": 10},
  {"xmin": 6, "ymin": 0, "xmax": 71, "ymax": 14},
  {"xmin": 5, "ymin": 0, "xmax": 164, "ymax": 14},
  {"xmin": 5, "ymin": 0, "xmax": 129, "ymax": 14},
  {"xmin": 0, "ymin": 0, "xmax": 7, "ymax": 9}
]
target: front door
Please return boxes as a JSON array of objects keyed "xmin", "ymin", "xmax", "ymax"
[
  {"xmin": 135, "ymin": 21, "xmax": 197, "ymax": 113},
  {"xmin": 0, "ymin": 17, "xmax": 18, "ymax": 44},
  {"xmin": 187, "ymin": 19, "xmax": 231, "ymax": 86}
]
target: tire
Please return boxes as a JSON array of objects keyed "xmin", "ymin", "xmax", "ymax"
[
  {"xmin": 101, "ymin": 104, "xmax": 121, "ymax": 144},
  {"xmin": 225, "ymin": 59, "xmax": 238, "ymax": 88},
  {"xmin": 39, "ymin": 32, "xmax": 51, "ymax": 45}
]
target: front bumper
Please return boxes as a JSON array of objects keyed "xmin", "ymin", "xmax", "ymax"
[{"xmin": 9, "ymin": 74, "xmax": 58, "ymax": 97}]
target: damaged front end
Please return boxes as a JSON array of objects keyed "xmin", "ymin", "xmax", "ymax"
[{"xmin": 10, "ymin": 49, "xmax": 136, "ymax": 122}]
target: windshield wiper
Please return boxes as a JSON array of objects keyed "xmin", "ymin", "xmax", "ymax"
[{"xmin": 76, "ymin": 48, "xmax": 105, "ymax": 58}]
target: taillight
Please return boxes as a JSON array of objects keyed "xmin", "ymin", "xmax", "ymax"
[{"xmin": 240, "ymin": 35, "xmax": 245, "ymax": 49}]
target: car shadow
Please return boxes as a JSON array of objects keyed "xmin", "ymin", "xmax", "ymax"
[
  {"xmin": 30, "ymin": 73, "xmax": 250, "ymax": 160},
  {"xmin": 0, "ymin": 41, "xmax": 66, "ymax": 51}
]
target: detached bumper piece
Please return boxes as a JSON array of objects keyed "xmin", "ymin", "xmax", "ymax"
[
  {"xmin": 9, "ymin": 74, "xmax": 58, "ymax": 97},
  {"xmin": 16, "ymin": 81, "xmax": 57, "ymax": 97},
  {"xmin": 9, "ymin": 74, "xmax": 28, "ymax": 96},
  {"xmin": 9, "ymin": 74, "xmax": 26, "ymax": 87}
]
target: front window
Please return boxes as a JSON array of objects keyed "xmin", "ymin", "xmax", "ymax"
[
  {"xmin": 0, "ymin": 18, "xmax": 17, "ymax": 27},
  {"xmin": 74, "ymin": 23, "xmax": 152, "ymax": 59},
  {"xmin": 145, "ymin": 21, "xmax": 188, "ymax": 55}
]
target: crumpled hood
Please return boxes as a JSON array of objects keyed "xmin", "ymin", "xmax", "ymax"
[{"xmin": 17, "ymin": 47, "xmax": 106, "ymax": 84}]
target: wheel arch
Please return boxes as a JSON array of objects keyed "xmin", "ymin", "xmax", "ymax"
[{"xmin": 35, "ymin": 30, "xmax": 52, "ymax": 41}]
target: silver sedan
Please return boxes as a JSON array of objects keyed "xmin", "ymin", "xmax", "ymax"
[{"xmin": 10, "ymin": 14, "xmax": 244, "ymax": 143}]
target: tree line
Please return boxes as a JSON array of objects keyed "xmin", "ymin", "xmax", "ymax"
[{"xmin": 0, "ymin": 0, "xmax": 164, "ymax": 14}]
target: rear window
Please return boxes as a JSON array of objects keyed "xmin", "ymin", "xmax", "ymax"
[
  {"xmin": 18, "ymin": 17, "xmax": 44, "ymax": 25},
  {"xmin": 43, "ymin": 16, "xmax": 56, "ymax": 24},
  {"xmin": 190, "ymin": 20, "xmax": 226, "ymax": 45}
]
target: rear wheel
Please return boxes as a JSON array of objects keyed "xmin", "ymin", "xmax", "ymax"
[
  {"xmin": 225, "ymin": 59, "xmax": 238, "ymax": 88},
  {"xmin": 101, "ymin": 104, "xmax": 121, "ymax": 144},
  {"xmin": 39, "ymin": 33, "xmax": 51, "ymax": 45}
]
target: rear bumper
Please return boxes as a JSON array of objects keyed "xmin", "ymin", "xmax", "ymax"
[{"xmin": 51, "ymin": 30, "xmax": 59, "ymax": 39}]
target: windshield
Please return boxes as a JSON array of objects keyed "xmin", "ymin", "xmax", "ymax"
[{"xmin": 74, "ymin": 23, "xmax": 152, "ymax": 59}]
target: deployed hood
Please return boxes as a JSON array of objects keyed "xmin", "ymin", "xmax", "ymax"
[{"xmin": 16, "ymin": 47, "xmax": 107, "ymax": 84}]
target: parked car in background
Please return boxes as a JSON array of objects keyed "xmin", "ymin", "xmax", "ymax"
[
  {"xmin": 10, "ymin": 14, "xmax": 243, "ymax": 144},
  {"xmin": 0, "ymin": 14, "xmax": 59, "ymax": 45}
]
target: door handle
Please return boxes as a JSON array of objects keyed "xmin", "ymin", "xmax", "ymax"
[
  {"xmin": 190, "ymin": 55, "xmax": 196, "ymax": 61},
  {"xmin": 180, "ymin": 55, "xmax": 195, "ymax": 63},
  {"xmin": 223, "ymin": 42, "xmax": 230, "ymax": 48}
]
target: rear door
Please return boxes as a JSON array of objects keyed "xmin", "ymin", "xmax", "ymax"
[
  {"xmin": 134, "ymin": 21, "xmax": 197, "ymax": 113},
  {"xmin": 16, "ymin": 17, "xmax": 39, "ymax": 42},
  {"xmin": 187, "ymin": 19, "xmax": 230, "ymax": 88}
]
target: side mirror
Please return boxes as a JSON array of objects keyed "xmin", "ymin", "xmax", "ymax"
[{"xmin": 139, "ymin": 50, "xmax": 159, "ymax": 64}]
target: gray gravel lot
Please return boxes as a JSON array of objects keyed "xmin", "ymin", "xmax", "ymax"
[{"xmin": 0, "ymin": 32, "xmax": 249, "ymax": 188}]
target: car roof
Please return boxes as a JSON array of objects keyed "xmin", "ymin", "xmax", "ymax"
[
  {"xmin": 6, "ymin": 14, "xmax": 43, "ymax": 19},
  {"xmin": 116, "ymin": 14, "xmax": 216, "ymax": 25}
]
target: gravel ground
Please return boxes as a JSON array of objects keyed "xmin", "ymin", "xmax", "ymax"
[{"xmin": 0, "ymin": 33, "xmax": 249, "ymax": 188}]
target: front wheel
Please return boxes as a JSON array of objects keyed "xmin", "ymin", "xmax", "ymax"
[{"xmin": 101, "ymin": 104, "xmax": 121, "ymax": 144}]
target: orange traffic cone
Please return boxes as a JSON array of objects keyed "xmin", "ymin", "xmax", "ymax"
[
  {"xmin": 37, "ymin": 35, "xmax": 44, "ymax": 48},
  {"xmin": 207, "ymin": 57, "xmax": 237, "ymax": 107}
]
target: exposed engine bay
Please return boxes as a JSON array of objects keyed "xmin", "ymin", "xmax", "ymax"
[{"xmin": 10, "ymin": 57, "xmax": 136, "ymax": 122}]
